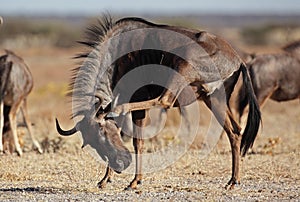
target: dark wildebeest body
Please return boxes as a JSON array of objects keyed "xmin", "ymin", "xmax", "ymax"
[
  {"xmin": 0, "ymin": 50, "xmax": 42, "ymax": 155},
  {"xmin": 56, "ymin": 16, "xmax": 261, "ymax": 190},
  {"xmin": 250, "ymin": 53, "xmax": 300, "ymax": 104}
]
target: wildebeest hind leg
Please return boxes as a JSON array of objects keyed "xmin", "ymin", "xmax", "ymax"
[
  {"xmin": 109, "ymin": 98, "xmax": 161, "ymax": 117},
  {"xmin": 203, "ymin": 95, "xmax": 242, "ymax": 190},
  {"xmin": 224, "ymin": 115, "xmax": 242, "ymax": 190}
]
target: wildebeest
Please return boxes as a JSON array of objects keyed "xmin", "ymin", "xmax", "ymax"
[
  {"xmin": 56, "ymin": 16, "xmax": 261, "ymax": 190},
  {"xmin": 282, "ymin": 40, "xmax": 300, "ymax": 59},
  {"xmin": 0, "ymin": 50, "xmax": 42, "ymax": 155},
  {"xmin": 230, "ymin": 47, "xmax": 300, "ymax": 129},
  {"xmin": 249, "ymin": 52, "xmax": 300, "ymax": 106}
]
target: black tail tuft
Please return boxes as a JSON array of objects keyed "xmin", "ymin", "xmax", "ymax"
[{"xmin": 240, "ymin": 64, "xmax": 261, "ymax": 156}]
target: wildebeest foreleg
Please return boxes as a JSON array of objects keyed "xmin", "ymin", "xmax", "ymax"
[
  {"xmin": 20, "ymin": 99, "xmax": 43, "ymax": 153},
  {"xmin": 126, "ymin": 116, "xmax": 147, "ymax": 190},
  {"xmin": 203, "ymin": 95, "xmax": 242, "ymax": 190},
  {"xmin": 98, "ymin": 166, "xmax": 114, "ymax": 188}
]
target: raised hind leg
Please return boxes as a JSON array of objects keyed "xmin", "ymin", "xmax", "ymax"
[
  {"xmin": 20, "ymin": 99, "xmax": 43, "ymax": 153},
  {"xmin": 109, "ymin": 89, "xmax": 180, "ymax": 117},
  {"xmin": 203, "ymin": 95, "xmax": 242, "ymax": 190},
  {"xmin": 98, "ymin": 166, "xmax": 114, "ymax": 189},
  {"xmin": 126, "ymin": 111, "xmax": 148, "ymax": 190},
  {"xmin": 0, "ymin": 100, "xmax": 4, "ymax": 153}
]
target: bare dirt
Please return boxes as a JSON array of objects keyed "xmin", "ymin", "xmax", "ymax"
[{"xmin": 0, "ymin": 47, "xmax": 299, "ymax": 201}]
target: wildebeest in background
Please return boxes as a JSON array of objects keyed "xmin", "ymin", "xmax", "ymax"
[
  {"xmin": 249, "ymin": 52, "xmax": 300, "ymax": 106},
  {"xmin": 282, "ymin": 40, "xmax": 300, "ymax": 59},
  {"xmin": 56, "ymin": 15, "xmax": 261, "ymax": 190},
  {"xmin": 230, "ymin": 42, "xmax": 300, "ymax": 129},
  {"xmin": 0, "ymin": 50, "xmax": 42, "ymax": 155},
  {"xmin": 0, "ymin": 56, "xmax": 12, "ymax": 151}
]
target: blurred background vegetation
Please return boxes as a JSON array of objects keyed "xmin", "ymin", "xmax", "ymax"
[
  {"xmin": 0, "ymin": 15, "xmax": 299, "ymax": 50},
  {"xmin": 0, "ymin": 17, "xmax": 84, "ymax": 48}
]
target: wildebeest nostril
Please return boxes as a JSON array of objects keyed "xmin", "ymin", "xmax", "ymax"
[
  {"xmin": 111, "ymin": 158, "xmax": 124, "ymax": 174},
  {"xmin": 116, "ymin": 159, "xmax": 124, "ymax": 170}
]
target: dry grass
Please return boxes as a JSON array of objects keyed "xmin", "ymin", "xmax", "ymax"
[{"xmin": 0, "ymin": 47, "xmax": 299, "ymax": 201}]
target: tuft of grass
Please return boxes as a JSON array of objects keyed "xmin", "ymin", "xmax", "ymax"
[{"xmin": 35, "ymin": 82, "xmax": 68, "ymax": 97}]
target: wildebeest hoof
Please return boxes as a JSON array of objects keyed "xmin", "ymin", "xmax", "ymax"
[
  {"xmin": 97, "ymin": 181, "xmax": 106, "ymax": 189},
  {"xmin": 34, "ymin": 146, "xmax": 43, "ymax": 154},
  {"xmin": 124, "ymin": 186, "xmax": 136, "ymax": 191},
  {"xmin": 98, "ymin": 178, "xmax": 113, "ymax": 189},
  {"xmin": 35, "ymin": 144, "xmax": 43, "ymax": 154},
  {"xmin": 124, "ymin": 186, "xmax": 132, "ymax": 191},
  {"xmin": 107, "ymin": 112, "xmax": 120, "ymax": 118},
  {"xmin": 125, "ymin": 179, "xmax": 142, "ymax": 190},
  {"xmin": 225, "ymin": 179, "xmax": 240, "ymax": 190},
  {"xmin": 16, "ymin": 149, "xmax": 23, "ymax": 157}
]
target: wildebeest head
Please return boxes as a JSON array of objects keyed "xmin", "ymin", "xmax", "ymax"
[{"xmin": 55, "ymin": 107, "xmax": 132, "ymax": 173}]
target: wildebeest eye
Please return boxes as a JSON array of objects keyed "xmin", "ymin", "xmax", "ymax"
[{"xmin": 95, "ymin": 96, "xmax": 101, "ymax": 103}]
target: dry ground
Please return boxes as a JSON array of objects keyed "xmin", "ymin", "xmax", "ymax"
[{"xmin": 0, "ymin": 47, "xmax": 299, "ymax": 201}]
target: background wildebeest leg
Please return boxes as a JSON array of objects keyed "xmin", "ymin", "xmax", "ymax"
[
  {"xmin": 255, "ymin": 86, "xmax": 279, "ymax": 109},
  {"xmin": 0, "ymin": 101, "xmax": 4, "ymax": 153},
  {"xmin": 126, "ymin": 111, "xmax": 148, "ymax": 190},
  {"xmin": 98, "ymin": 166, "xmax": 114, "ymax": 188},
  {"xmin": 9, "ymin": 101, "xmax": 23, "ymax": 156},
  {"xmin": 203, "ymin": 94, "xmax": 242, "ymax": 190},
  {"xmin": 19, "ymin": 99, "xmax": 43, "ymax": 153},
  {"xmin": 239, "ymin": 85, "xmax": 278, "ymax": 135}
]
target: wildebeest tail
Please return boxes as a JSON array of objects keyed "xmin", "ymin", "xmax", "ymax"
[{"xmin": 240, "ymin": 63, "xmax": 261, "ymax": 156}]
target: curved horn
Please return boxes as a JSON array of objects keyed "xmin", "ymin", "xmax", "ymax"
[{"xmin": 55, "ymin": 118, "xmax": 77, "ymax": 136}]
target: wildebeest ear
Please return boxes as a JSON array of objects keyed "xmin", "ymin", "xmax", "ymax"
[
  {"xmin": 92, "ymin": 95, "xmax": 103, "ymax": 118},
  {"xmin": 0, "ymin": 54, "xmax": 8, "ymax": 63},
  {"xmin": 195, "ymin": 31, "xmax": 207, "ymax": 42}
]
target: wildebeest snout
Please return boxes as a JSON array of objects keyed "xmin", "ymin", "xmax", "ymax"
[{"xmin": 110, "ymin": 150, "xmax": 132, "ymax": 173}]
